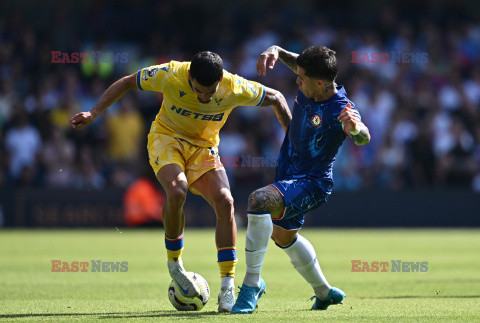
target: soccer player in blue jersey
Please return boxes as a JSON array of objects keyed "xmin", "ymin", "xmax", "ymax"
[{"xmin": 231, "ymin": 45, "xmax": 371, "ymax": 314}]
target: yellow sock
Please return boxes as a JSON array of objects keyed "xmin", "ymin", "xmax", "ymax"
[
  {"xmin": 165, "ymin": 234, "xmax": 184, "ymax": 262},
  {"xmin": 218, "ymin": 259, "xmax": 238, "ymax": 278},
  {"xmin": 217, "ymin": 247, "xmax": 238, "ymax": 277},
  {"xmin": 167, "ymin": 248, "xmax": 183, "ymax": 262}
]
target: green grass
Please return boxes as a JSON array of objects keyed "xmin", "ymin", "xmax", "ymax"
[{"xmin": 1, "ymin": 228, "xmax": 479, "ymax": 321}]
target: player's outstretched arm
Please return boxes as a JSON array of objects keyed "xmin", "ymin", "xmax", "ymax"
[
  {"xmin": 338, "ymin": 103, "xmax": 371, "ymax": 145},
  {"xmin": 259, "ymin": 87, "xmax": 292, "ymax": 132},
  {"xmin": 256, "ymin": 45, "xmax": 299, "ymax": 75},
  {"xmin": 70, "ymin": 72, "xmax": 138, "ymax": 130}
]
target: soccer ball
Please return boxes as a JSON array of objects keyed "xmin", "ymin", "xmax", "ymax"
[{"xmin": 168, "ymin": 272, "xmax": 210, "ymax": 311}]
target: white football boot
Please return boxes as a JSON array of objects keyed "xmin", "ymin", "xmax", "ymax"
[
  {"xmin": 167, "ymin": 259, "xmax": 200, "ymax": 297},
  {"xmin": 217, "ymin": 286, "xmax": 236, "ymax": 313}
]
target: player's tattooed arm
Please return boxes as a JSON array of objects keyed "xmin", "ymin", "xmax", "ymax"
[
  {"xmin": 248, "ymin": 186, "xmax": 285, "ymax": 219},
  {"xmin": 70, "ymin": 73, "xmax": 137, "ymax": 130},
  {"xmin": 278, "ymin": 48, "xmax": 299, "ymax": 72},
  {"xmin": 256, "ymin": 45, "xmax": 299, "ymax": 75},
  {"xmin": 259, "ymin": 87, "xmax": 292, "ymax": 132},
  {"xmin": 338, "ymin": 103, "xmax": 371, "ymax": 146}
]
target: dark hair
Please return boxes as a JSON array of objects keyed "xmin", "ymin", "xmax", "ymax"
[
  {"xmin": 190, "ymin": 51, "xmax": 223, "ymax": 86},
  {"xmin": 296, "ymin": 46, "xmax": 338, "ymax": 82}
]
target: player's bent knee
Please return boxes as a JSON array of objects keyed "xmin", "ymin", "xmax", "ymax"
[
  {"xmin": 248, "ymin": 186, "xmax": 283, "ymax": 214},
  {"xmin": 247, "ymin": 189, "xmax": 263, "ymax": 212},
  {"xmin": 214, "ymin": 192, "xmax": 234, "ymax": 216},
  {"xmin": 167, "ymin": 186, "xmax": 188, "ymax": 205}
]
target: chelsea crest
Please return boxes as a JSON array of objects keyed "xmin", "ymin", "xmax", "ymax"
[{"xmin": 310, "ymin": 114, "xmax": 322, "ymax": 127}]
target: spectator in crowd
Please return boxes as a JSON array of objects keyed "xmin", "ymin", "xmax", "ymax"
[
  {"xmin": 0, "ymin": 1, "xmax": 479, "ymax": 193},
  {"xmin": 106, "ymin": 94, "xmax": 144, "ymax": 165},
  {"xmin": 4, "ymin": 108, "xmax": 42, "ymax": 182}
]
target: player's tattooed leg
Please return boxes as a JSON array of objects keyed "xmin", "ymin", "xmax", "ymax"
[{"xmin": 248, "ymin": 186, "xmax": 285, "ymax": 219}]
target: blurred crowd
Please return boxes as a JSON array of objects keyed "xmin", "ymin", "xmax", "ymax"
[{"xmin": 1, "ymin": 0, "xmax": 479, "ymax": 192}]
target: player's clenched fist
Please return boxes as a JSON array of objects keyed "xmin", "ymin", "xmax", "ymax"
[
  {"xmin": 338, "ymin": 103, "xmax": 361, "ymax": 135},
  {"xmin": 256, "ymin": 46, "xmax": 279, "ymax": 76},
  {"xmin": 70, "ymin": 111, "xmax": 95, "ymax": 130}
]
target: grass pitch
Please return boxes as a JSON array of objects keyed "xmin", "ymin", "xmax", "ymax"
[{"xmin": 1, "ymin": 228, "xmax": 479, "ymax": 322}]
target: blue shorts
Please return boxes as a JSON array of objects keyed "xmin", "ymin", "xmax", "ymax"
[{"xmin": 270, "ymin": 178, "xmax": 330, "ymax": 231}]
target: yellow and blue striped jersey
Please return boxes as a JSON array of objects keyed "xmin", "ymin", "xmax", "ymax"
[{"xmin": 137, "ymin": 61, "xmax": 265, "ymax": 147}]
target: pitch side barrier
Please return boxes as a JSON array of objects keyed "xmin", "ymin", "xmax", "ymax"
[{"xmin": 0, "ymin": 188, "xmax": 479, "ymax": 227}]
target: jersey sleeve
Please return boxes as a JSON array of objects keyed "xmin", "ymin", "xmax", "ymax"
[
  {"xmin": 136, "ymin": 61, "xmax": 177, "ymax": 92},
  {"xmin": 233, "ymin": 74, "xmax": 266, "ymax": 107}
]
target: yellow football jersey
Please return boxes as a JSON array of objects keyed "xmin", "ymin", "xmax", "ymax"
[{"xmin": 136, "ymin": 61, "xmax": 265, "ymax": 147}]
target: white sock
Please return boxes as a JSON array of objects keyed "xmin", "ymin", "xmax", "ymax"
[
  {"xmin": 243, "ymin": 213, "xmax": 273, "ymax": 287},
  {"xmin": 280, "ymin": 234, "xmax": 331, "ymax": 299},
  {"xmin": 221, "ymin": 276, "xmax": 234, "ymax": 289}
]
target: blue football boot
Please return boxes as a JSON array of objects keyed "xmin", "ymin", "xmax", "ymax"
[
  {"xmin": 230, "ymin": 277, "xmax": 266, "ymax": 314},
  {"xmin": 311, "ymin": 287, "xmax": 345, "ymax": 310}
]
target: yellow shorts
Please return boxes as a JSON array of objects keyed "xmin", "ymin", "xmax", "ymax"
[{"xmin": 147, "ymin": 132, "xmax": 223, "ymax": 194}]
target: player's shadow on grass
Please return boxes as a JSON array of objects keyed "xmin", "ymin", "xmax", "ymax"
[
  {"xmin": 98, "ymin": 310, "xmax": 224, "ymax": 319},
  {"xmin": 0, "ymin": 310, "xmax": 224, "ymax": 320}
]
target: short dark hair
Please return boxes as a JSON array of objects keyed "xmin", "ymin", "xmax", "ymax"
[
  {"xmin": 190, "ymin": 51, "xmax": 223, "ymax": 86},
  {"xmin": 296, "ymin": 46, "xmax": 338, "ymax": 82}
]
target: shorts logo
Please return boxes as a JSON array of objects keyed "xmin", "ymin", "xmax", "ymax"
[
  {"xmin": 208, "ymin": 147, "xmax": 219, "ymax": 158},
  {"xmin": 310, "ymin": 114, "xmax": 322, "ymax": 127}
]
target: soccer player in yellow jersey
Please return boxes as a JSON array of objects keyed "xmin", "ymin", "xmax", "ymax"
[{"xmin": 70, "ymin": 51, "xmax": 291, "ymax": 312}]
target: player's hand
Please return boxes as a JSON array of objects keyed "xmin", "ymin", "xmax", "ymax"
[
  {"xmin": 338, "ymin": 103, "xmax": 360, "ymax": 134},
  {"xmin": 70, "ymin": 111, "xmax": 96, "ymax": 130},
  {"xmin": 256, "ymin": 46, "xmax": 279, "ymax": 76}
]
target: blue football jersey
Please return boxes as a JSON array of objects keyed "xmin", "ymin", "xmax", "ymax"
[{"xmin": 275, "ymin": 85, "xmax": 361, "ymax": 193}]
